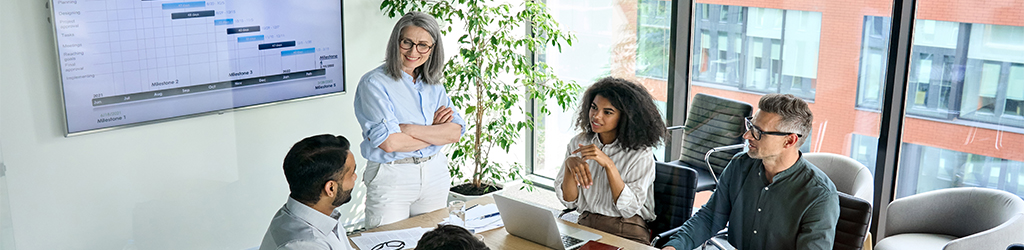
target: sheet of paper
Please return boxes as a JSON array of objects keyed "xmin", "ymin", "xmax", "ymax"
[
  {"xmin": 350, "ymin": 227, "xmax": 431, "ymax": 250},
  {"xmin": 439, "ymin": 204, "xmax": 504, "ymax": 233}
]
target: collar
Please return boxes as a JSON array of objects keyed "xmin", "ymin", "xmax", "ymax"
[
  {"xmin": 399, "ymin": 69, "xmax": 425, "ymax": 89},
  {"xmin": 285, "ymin": 197, "xmax": 341, "ymax": 234},
  {"xmin": 588, "ymin": 133, "xmax": 617, "ymax": 148},
  {"xmin": 760, "ymin": 152, "xmax": 807, "ymax": 184}
]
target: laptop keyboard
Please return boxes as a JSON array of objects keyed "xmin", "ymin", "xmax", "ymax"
[{"xmin": 562, "ymin": 235, "xmax": 585, "ymax": 249}]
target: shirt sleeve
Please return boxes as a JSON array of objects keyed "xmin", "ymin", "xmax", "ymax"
[
  {"xmin": 353, "ymin": 74, "xmax": 402, "ymax": 149},
  {"xmin": 796, "ymin": 190, "xmax": 840, "ymax": 250},
  {"xmin": 663, "ymin": 154, "xmax": 741, "ymax": 250},
  {"xmin": 612, "ymin": 149, "xmax": 655, "ymax": 218},
  {"xmin": 554, "ymin": 136, "xmax": 581, "ymax": 209},
  {"xmin": 437, "ymin": 86, "xmax": 467, "ymax": 136}
]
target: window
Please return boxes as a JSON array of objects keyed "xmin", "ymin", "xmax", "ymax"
[
  {"xmin": 898, "ymin": 143, "xmax": 1024, "ymax": 199},
  {"xmin": 535, "ymin": 0, "xmax": 669, "ymax": 180},
  {"xmin": 850, "ymin": 134, "xmax": 879, "ymax": 175},
  {"xmin": 856, "ymin": 16, "xmax": 890, "ymax": 110},
  {"xmin": 637, "ymin": 0, "xmax": 672, "ymax": 79},
  {"xmin": 691, "ymin": 4, "xmax": 820, "ymax": 100}
]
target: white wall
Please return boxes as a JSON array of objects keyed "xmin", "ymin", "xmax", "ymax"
[{"xmin": 0, "ymin": 0, "xmax": 395, "ymax": 249}]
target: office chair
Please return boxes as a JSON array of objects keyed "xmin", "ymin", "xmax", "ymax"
[
  {"xmin": 874, "ymin": 187, "xmax": 1024, "ymax": 250},
  {"xmin": 662, "ymin": 93, "xmax": 753, "ymax": 193},
  {"xmin": 834, "ymin": 192, "xmax": 872, "ymax": 250},
  {"xmin": 804, "ymin": 153, "xmax": 874, "ymax": 204},
  {"xmin": 649, "ymin": 163, "xmax": 698, "ymax": 246}
]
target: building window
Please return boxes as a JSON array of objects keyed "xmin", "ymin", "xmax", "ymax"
[
  {"xmin": 850, "ymin": 134, "xmax": 878, "ymax": 175},
  {"xmin": 857, "ymin": 16, "xmax": 890, "ymax": 110},
  {"xmin": 857, "ymin": 18, "xmax": 1024, "ymax": 129},
  {"xmin": 689, "ymin": 4, "xmax": 820, "ymax": 100},
  {"xmin": 637, "ymin": 0, "xmax": 672, "ymax": 79},
  {"xmin": 898, "ymin": 143, "xmax": 1024, "ymax": 199}
]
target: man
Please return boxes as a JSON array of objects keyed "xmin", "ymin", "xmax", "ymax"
[
  {"xmin": 663, "ymin": 94, "xmax": 840, "ymax": 250},
  {"xmin": 260, "ymin": 134, "xmax": 358, "ymax": 250}
]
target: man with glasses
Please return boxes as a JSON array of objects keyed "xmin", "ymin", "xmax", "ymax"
[
  {"xmin": 259, "ymin": 134, "xmax": 358, "ymax": 250},
  {"xmin": 662, "ymin": 94, "xmax": 840, "ymax": 250}
]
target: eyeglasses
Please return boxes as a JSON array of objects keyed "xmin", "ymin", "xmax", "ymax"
[
  {"xmin": 399, "ymin": 38, "xmax": 433, "ymax": 54},
  {"xmin": 371, "ymin": 240, "xmax": 405, "ymax": 250},
  {"xmin": 744, "ymin": 116, "xmax": 802, "ymax": 141}
]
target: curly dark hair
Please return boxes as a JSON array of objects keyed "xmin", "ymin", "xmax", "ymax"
[
  {"xmin": 574, "ymin": 77, "xmax": 667, "ymax": 150},
  {"xmin": 416, "ymin": 225, "xmax": 490, "ymax": 250}
]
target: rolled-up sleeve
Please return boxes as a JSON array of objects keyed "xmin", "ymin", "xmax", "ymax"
[
  {"xmin": 614, "ymin": 153, "xmax": 655, "ymax": 217},
  {"xmin": 554, "ymin": 138, "xmax": 580, "ymax": 209},
  {"xmin": 354, "ymin": 75, "xmax": 401, "ymax": 149}
]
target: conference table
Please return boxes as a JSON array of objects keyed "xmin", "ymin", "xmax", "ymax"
[{"xmin": 349, "ymin": 196, "xmax": 660, "ymax": 250}]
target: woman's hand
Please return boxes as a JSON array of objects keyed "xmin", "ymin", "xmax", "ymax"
[
  {"xmin": 572, "ymin": 144, "xmax": 614, "ymax": 170},
  {"xmin": 565, "ymin": 156, "xmax": 591, "ymax": 189},
  {"xmin": 432, "ymin": 106, "xmax": 454, "ymax": 125}
]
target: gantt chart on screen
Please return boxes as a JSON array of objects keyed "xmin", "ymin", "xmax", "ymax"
[{"xmin": 52, "ymin": 0, "xmax": 345, "ymax": 134}]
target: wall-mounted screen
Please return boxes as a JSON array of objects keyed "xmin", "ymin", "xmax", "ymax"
[{"xmin": 49, "ymin": 0, "xmax": 345, "ymax": 135}]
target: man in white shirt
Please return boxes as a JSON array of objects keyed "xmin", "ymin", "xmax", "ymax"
[{"xmin": 260, "ymin": 134, "xmax": 358, "ymax": 250}]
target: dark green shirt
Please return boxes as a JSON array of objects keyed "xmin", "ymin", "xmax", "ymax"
[{"xmin": 664, "ymin": 152, "xmax": 840, "ymax": 250}]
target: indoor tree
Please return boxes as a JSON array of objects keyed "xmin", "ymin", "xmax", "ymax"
[{"xmin": 380, "ymin": 0, "xmax": 579, "ymax": 194}]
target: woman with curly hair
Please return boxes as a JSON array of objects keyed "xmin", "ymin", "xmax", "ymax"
[{"xmin": 554, "ymin": 77, "xmax": 668, "ymax": 244}]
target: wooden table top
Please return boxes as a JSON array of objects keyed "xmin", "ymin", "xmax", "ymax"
[{"xmin": 350, "ymin": 196, "xmax": 659, "ymax": 250}]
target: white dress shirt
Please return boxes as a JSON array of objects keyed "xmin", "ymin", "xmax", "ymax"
[
  {"xmin": 554, "ymin": 133, "xmax": 657, "ymax": 221},
  {"xmin": 259, "ymin": 197, "xmax": 352, "ymax": 250}
]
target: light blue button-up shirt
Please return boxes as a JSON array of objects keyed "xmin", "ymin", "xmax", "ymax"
[{"xmin": 353, "ymin": 65, "xmax": 466, "ymax": 164}]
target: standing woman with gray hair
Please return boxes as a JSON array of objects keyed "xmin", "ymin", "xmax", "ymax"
[{"xmin": 353, "ymin": 12, "xmax": 465, "ymax": 229}]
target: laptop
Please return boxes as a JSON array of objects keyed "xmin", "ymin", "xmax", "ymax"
[{"xmin": 493, "ymin": 193, "xmax": 602, "ymax": 250}]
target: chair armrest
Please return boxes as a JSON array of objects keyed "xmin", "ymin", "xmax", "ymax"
[
  {"xmin": 703, "ymin": 231, "xmax": 732, "ymax": 250},
  {"xmin": 944, "ymin": 213, "xmax": 1024, "ymax": 250},
  {"xmin": 651, "ymin": 226, "xmax": 684, "ymax": 246}
]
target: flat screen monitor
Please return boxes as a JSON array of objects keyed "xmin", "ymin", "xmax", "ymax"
[{"xmin": 49, "ymin": 0, "xmax": 345, "ymax": 136}]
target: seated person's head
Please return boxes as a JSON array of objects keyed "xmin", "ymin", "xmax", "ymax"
[
  {"xmin": 575, "ymin": 77, "xmax": 667, "ymax": 149},
  {"xmin": 283, "ymin": 134, "xmax": 357, "ymax": 209},
  {"xmin": 416, "ymin": 225, "xmax": 490, "ymax": 250}
]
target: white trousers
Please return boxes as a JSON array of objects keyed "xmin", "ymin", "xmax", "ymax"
[{"xmin": 363, "ymin": 155, "xmax": 450, "ymax": 229}]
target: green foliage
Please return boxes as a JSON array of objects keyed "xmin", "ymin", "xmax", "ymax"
[{"xmin": 380, "ymin": 0, "xmax": 579, "ymax": 191}]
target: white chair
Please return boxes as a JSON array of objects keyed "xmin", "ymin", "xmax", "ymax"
[
  {"xmin": 875, "ymin": 187, "xmax": 1024, "ymax": 250},
  {"xmin": 804, "ymin": 152, "xmax": 874, "ymax": 204}
]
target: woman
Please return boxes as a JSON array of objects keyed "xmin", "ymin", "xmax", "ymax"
[
  {"xmin": 555, "ymin": 77, "xmax": 667, "ymax": 243},
  {"xmin": 353, "ymin": 12, "xmax": 465, "ymax": 229}
]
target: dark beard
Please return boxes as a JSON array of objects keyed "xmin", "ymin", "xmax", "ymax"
[{"xmin": 332, "ymin": 188, "xmax": 352, "ymax": 207}]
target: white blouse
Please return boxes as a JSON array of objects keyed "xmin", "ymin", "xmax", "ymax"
[{"xmin": 554, "ymin": 133, "xmax": 656, "ymax": 221}]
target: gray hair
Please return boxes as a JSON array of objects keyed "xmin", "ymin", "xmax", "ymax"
[
  {"xmin": 384, "ymin": 12, "xmax": 445, "ymax": 85},
  {"xmin": 757, "ymin": 93, "xmax": 813, "ymax": 147}
]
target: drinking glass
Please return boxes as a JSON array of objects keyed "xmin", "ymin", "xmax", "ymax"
[{"xmin": 447, "ymin": 200, "xmax": 466, "ymax": 227}]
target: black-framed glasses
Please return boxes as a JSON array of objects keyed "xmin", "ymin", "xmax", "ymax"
[
  {"xmin": 399, "ymin": 38, "xmax": 433, "ymax": 54},
  {"xmin": 371, "ymin": 240, "xmax": 405, "ymax": 250},
  {"xmin": 744, "ymin": 116, "xmax": 802, "ymax": 141}
]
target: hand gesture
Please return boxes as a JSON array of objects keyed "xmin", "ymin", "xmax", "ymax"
[
  {"xmin": 433, "ymin": 106, "xmax": 454, "ymax": 125},
  {"xmin": 572, "ymin": 144, "xmax": 614, "ymax": 170},
  {"xmin": 565, "ymin": 156, "xmax": 592, "ymax": 188}
]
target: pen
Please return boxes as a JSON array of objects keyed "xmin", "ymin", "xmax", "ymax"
[
  {"xmin": 474, "ymin": 212, "xmax": 500, "ymax": 220},
  {"xmin": 466, "ymin": 204, "xmax": 479, "ymax": 211}
]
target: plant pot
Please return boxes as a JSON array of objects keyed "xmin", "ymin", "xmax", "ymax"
[{"xmin": 448, "ymin": 181, "xmax": 504, "ymax": 202}]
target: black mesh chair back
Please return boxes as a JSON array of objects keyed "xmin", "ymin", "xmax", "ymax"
[
  {"xmin": 681, "ymin": 93, "xmax": 752, "ymax": 174},
  {"xmin": 664, "ymin": 93, "xmax": 752, "ymax": 192},
  {"xmin": 649, "ymin": 162, "xmax": 698, "ymax": 247},
  {"xmin": 835, "ymin": 192, "xmax": 872, "ymax": 250}
]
